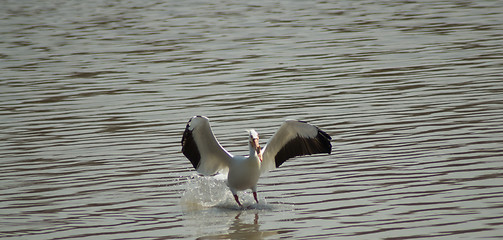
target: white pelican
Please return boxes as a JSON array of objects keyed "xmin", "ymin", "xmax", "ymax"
[{"xmin": 181, "ymin": 116, "xmax": 332, "ymax": 207}]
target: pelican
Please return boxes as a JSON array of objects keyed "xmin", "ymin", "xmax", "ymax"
[{"xmin": 181, "ymin": 116, "xmax": 332, "ymax": 207}]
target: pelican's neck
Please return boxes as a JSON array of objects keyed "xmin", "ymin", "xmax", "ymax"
[
  {"xmin": 248, "ymin": 141, "xmax": 257, "ymax": 157},
  {"xmin": 248, "ymin": 139, "xmax": 262, "ymax": 164}
]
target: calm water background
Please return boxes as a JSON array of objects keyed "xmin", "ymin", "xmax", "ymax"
[{"xmin": 1, "ymin": 0, "xmax": 503, "ymax": 239}]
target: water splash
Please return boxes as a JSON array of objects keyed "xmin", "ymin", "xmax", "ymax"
[
  {"xmin": 179, "ymin": 173, "xmax": 277, "ymax": 211},
  {"xmin": 180, "ymin": 173, "xmax": 235, "ymax": 210}
]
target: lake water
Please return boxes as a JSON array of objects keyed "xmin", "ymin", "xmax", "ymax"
[{"xmin": 1, "ymin": 0, "xmax": 503, "ymax": 239}]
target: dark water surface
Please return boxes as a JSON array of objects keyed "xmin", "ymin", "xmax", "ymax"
[{"xmin": 1, "ymin": 0, "xmax": 503, "ymax": 239}]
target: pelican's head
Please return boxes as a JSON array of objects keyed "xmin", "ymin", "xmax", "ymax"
[{"xmin": 248, "ymin": 129, "xmax": 262, "ymax": 162}]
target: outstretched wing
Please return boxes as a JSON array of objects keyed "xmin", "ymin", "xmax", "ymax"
[
  {"xmin": 181, "ymin": 116, "xmax": 233, "ymax": 175},
  {"xmin": 261, "ymin": 120, "xmax": 332, "ymax": 173}
]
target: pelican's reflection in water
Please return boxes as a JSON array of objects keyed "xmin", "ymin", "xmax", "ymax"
[{"xmin": 197, "ymin": 211, "xmax": 291, "ymax": 240}]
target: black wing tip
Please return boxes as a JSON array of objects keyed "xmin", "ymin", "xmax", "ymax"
[
  {"xmin": 316, "ymin": 128, "xmax": 332, "ymax": 154},
  {"xmin": 181, "ymin": 123, "xmax": 201, "ymax": 170}
]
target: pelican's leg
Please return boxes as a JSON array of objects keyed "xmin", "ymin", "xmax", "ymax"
[
  {"xmin": 233, "ymin": 194, "xmax": 242, "ymax": 207},
  {"xmin": 230, "ymin": 188, "xmax": 242, "ymax": 207},
  {"xmin": 253, "ymin": 192, "xmax": 259, "ymax": 203},
  {"xmin": 251, "ymin": 186, "xmax": 259, "ymax": 204}
]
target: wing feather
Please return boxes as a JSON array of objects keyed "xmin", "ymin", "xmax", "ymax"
[
  {"xmin": 181, "ymin": 116, "xmax": 233, "ymax": 175},
  {"xmin": 261, "ymin": 120, "xmax": 331, "ymax": 173}
]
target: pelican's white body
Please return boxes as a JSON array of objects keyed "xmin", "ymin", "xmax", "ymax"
[{"xmin": 227, "ymin": 153, "xmax": 261, "ymax": 195}]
